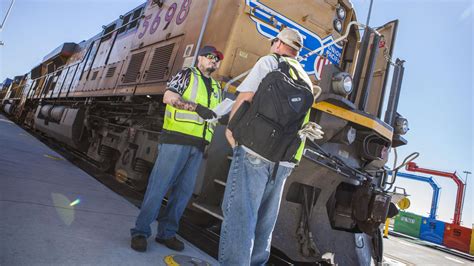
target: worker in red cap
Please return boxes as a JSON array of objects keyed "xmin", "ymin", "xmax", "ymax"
[{"xmin": 131, "ymin": 45, "xmax": 224, "ymax": 253}]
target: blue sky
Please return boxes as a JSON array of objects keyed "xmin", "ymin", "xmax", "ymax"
[
  {"xmin": 351, "ymin": 0, "xmax": 473, "ymax": 227},
  {"xmin": 1, "ymin": 0, "xmax": 472, "ymax": 226}
]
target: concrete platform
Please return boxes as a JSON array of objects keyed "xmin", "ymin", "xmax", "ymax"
[
  {"xmin": 0, "ymin": 115, "xmax": 217, "ymax": 265},
  {"xmin": 383, "ymin": 233, "xmax": 473, "ymax": 265}
]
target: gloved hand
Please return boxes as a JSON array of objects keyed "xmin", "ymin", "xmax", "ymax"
[
  {"xmin": 195, "ymin": 104, "xmax": 217, "ymax": 120},
  {"xmin": 298, "ymin": 122, "xmax": 324, "ymax": 141},
  {"xmin": 218, "ymin": 113, "xmax": 230, "ymax": 125}
]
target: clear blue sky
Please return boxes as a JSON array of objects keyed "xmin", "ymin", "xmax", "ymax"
[
  {"xmin": 351, "ymin": 0, "xmax": 473, "ymax": 227},
  {"xmin": 1, "ymin": 0, "xmax": 472, "ymax": 226}
]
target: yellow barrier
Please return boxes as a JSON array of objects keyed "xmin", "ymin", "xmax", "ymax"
[{"xmin": 384, "ymin": 219, "xmax": 390, "ymax": 238}]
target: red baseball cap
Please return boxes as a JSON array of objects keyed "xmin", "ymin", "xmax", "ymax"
[{"xmin": 198, "ymin": 45, "xmax": 224, "ymax": 60}]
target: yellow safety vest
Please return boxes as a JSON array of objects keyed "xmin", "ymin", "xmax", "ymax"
[
  {"xmin": 271, "ymin": 54, "xmax": 313, "ymax": 163},
  {"xmin": 163, "ymin": 68, "xmax": 222, "ymax": 143}
]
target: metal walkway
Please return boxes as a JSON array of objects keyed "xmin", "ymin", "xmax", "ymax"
[{"xmin": 0, "ymin": 115, "xmax": 217, "ymax": 265}]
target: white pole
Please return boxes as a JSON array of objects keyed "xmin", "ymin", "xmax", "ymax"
[
  {"xmin": 366, "ymin": 0, "xmax": 374, "ymax": 27},
  {"xmin": 0, "ymin": 0, "xmax": 16, "ymax": 31}
]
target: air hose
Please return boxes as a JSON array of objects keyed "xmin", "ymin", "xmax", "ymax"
[
  {"xmin": 383, "ymin": 149, "xmax": 419, "ymax": 191},
  {"xmin": 296, "ymin": 186, "xmax": 320, "ymax": 258}
]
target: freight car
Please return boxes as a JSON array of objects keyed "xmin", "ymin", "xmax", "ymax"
[{"xmin": 1, "ymin": 0, "xmax": 410, "ymax": 264}]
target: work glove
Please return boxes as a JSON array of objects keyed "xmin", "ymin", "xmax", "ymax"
[
  {"xmin": 298, "ymin": 122, "xmax": 324, "ymax": 142},
  {"xmin": 195, "ymin": 104, "xmax": 217, "ymax": 120},
  {"xmin": 218, "ymin": 113, "xmax": 230, "ymax": 125}
]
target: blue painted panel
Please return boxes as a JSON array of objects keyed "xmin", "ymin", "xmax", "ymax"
[{"xmin": 420, "ymin": 217, "xmax": 445, "ymax": 245}]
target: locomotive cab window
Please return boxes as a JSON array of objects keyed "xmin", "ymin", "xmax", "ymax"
[
  {"xmin": 128, "ymin": 7, "xmax": 143, "ymax": 30},
  {"xmin": 101, "ymin": 24, "xmax": 116, "ymax": 41},
  {"xmin": 117, "ymin": 7, "xmax": 142, "ymax": 36},
  {"xmin": 118, "ymin": 14, "xmax": 131, "ymax": 35}
]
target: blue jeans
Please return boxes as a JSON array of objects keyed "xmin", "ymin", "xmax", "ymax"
[
  {"xmin": 219, "ymin": 146, "xmax": 293, "ymax": 266},
  {"xmin": 130, "ymin": 143, "xmax": 203, "ymax": 239}
]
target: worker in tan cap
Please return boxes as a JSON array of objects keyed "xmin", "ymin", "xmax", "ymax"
[{"xmin": 219, "ymin": 27, "xmax": 322, "ymax": 265}]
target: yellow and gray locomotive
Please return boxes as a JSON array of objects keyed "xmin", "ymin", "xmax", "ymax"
[{"xmin": 2, "ymin": 0, "xmax": 409, "ymax": 264}]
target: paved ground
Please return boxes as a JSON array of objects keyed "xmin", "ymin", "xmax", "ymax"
[
  {"xmin": 383, "ymin": 233, "xmax": 473, "ymax": 265},
  {"xmin": 0, "ymin": 115, "xmax": 217, "ymax": 266}
]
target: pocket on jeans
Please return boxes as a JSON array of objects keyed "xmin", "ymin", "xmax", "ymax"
[{"xmin": 244, "ymin": 152, "xmax": 265, "ymax": 168}]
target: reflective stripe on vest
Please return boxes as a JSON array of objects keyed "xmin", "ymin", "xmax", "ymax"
[
  {"xmin": 163, "ymin": 67, "xmax": 221, "ymax": 143},
  {"xmin": 165, "ymin": 109, "xmax": 205, "ymax": 124},
  {"xmin": 189, "ymin": 70, "xmax": 200, "ymax": 102}
]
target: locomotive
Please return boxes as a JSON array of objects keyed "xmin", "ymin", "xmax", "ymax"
[{"xmin": 1, "ymin": 0, "xmax": 410, "ymax": 264}]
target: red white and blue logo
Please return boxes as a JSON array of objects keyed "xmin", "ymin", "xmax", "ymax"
[{"xmin": 246, "ymin": 0, "xmax": 343, "ymax": 80}]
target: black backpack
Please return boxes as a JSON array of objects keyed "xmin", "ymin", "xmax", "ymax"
[{"xmin": 229, "ymin": 54, "xmax": 314, "ymax": 162}]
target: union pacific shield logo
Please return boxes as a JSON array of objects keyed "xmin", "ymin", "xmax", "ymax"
[{"xmin": 246, "ymin": 0, "xmax": 343, "ymax": 80}]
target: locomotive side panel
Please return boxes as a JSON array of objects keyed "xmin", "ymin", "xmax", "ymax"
[{"xmin": 117, "ymin": 0, "xmax": 204, "ymax": 96}]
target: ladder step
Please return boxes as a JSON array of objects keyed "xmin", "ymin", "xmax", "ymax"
[
  {"xmin": 214, "ymin": 179, "xmax": 226, "ymax": 187},
  {"xmin": 192, "ymin": 202, "xmax": 223, "ymax": 220}
]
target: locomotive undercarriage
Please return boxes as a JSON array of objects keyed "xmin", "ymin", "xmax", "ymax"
[
  {"xmin": 84, "ymin": 98, "xmax": 164, "ymax": 191},
  {"xmin": 272, "ymin": 149, "xmax": 381, "ymax": 265},
  {"xmin": 27, "ymin": 96, "xmax": 166, "ymax": 191}
]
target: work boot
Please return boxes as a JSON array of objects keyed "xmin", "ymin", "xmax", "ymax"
[
  {"xmin": 155, "ymin": 236, "xmax": 184, "ymax": 251},
  {"xmin": 131, "ymin": 235, "xmax": 147, "ymax": 252}
]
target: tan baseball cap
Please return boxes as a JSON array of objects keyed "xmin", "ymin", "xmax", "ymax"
[{"xmin": 274, "ymin": 28, "xmax": 303, "ymax": 51}]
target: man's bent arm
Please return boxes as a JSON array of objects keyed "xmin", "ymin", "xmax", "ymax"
[
  {"xmin": 225, "ymin": 91, "xmax": 254, "ymax": 147},
  {"xmin": 163, "ymin": 90, "xmax": 197, "ymax": 111}
]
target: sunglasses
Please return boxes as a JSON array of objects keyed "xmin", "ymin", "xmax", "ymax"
[
  {"xmin": 205, "ymin": 54, "xmax": 220, "ymax": 62},
  {"xmin": 271, "ymin": 38, "xmax": 279, "ymax": 46}
]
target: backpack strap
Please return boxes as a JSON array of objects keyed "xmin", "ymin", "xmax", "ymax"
[
  {"xmin": 272, "ymin": 53, "xmax": 289, "ymax": 74},
  {"xmin": 272, "ymin": 53, "xmax": 304, "ymax": 83}
]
